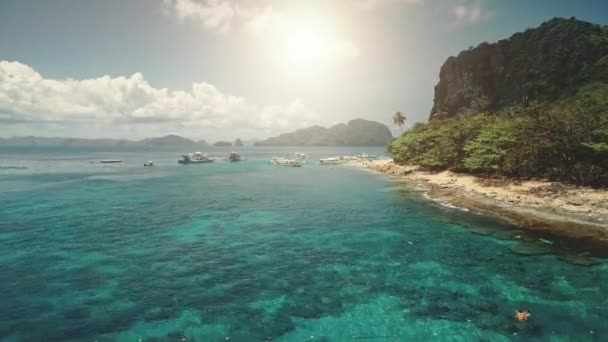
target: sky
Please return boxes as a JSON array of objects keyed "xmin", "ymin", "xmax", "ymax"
[{"xmin": 1, "ymin": 0, "xmax": 607, "ymax": 141}]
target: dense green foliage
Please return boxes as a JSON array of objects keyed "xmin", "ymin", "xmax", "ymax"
[{"xmin": 389, "ymin": 86, "xmax": 608, "ymax": 186}]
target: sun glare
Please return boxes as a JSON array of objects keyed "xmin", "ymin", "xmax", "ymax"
[
  {"xmin": 284, "ymin": 20, "xmax": 331, "ymax": 63},
  {"xmin": 278, "ymin": 14, "xmax": 340, "ymax": 68}
]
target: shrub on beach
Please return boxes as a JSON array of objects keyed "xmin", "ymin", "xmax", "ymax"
[{"xmin": 389, "ymin": 86, "xmax": 608, "ymax": 186}]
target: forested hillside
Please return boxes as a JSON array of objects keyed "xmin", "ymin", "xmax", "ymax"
[{"xmin": 390, "ymin": 18, "xmax": 608, "ymax": 186}]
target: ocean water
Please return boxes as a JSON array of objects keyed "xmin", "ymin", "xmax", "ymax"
[{"xmin": 1, "ymin": 147, "xmax": 607, "ymax": 342}]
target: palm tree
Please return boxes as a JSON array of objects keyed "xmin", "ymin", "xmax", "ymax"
[{"xmin": 393, "ymin": 112, "xmax": 406, "ymax": 133}]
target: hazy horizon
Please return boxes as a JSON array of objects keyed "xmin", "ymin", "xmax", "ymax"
[{"xmin": 1, "ymin": 0, "xmax": 608, "ymax": 141}]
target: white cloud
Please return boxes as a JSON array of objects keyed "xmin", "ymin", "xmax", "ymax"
[
  {"xmin": 163, "ymin": 0, "xmax": 239, "ymax": 33},
  {"xmin": 354, "ymin": 0, "xmax": 422, "ymax": 10},
  {"xmin": 0, "ymin": 61, "xmax": 321, "ymax": 138},
  {"xmin": 163, "ymin": 1, "xmax": 359, "ymax": 65},
  {"xmin": 163, "ymin": 0, "xmax": 273, "ymax": 34},
  {"xmin": 452, "ymin": 0, "xmax": 494, "ymax": 26}
]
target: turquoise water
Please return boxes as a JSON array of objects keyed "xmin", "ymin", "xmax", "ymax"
[{"xmin": 1, "ymin": 147, "xmax": 607, "ymax": 341}]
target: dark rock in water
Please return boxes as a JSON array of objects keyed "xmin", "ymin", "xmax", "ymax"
[
  {"xmin": 467, "ymin": 225, "xmax": 495, "ymax": 235},
  {"xmin": 245, "ymin": 312, "xmax": 295, "ymax": 341},
  {"xmin": 557, "ymin": 254, "xmax": 602, "ymax": 266},
  {"xmin": 509, "ymin": 242, "xmax": 554, "ymax": 256},
  {"xmin": 310, "ymin": 337, "xmax": 330, "ymax": 342},
  {"xmin": 62, "ymin": 306, "xmax": 91, "ymax": 320},
  {"xmin": 143, "ymin": 307, "xmax": 174, "ymax": 322},
  {"xmin": 478, "ymin": 285, "xmax": 498, "ymax": 297},
  {"xmin": 285, "ymin": 301, "xmax": 321, "ymax": 319}
]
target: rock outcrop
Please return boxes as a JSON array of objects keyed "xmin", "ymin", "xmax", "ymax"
[{"xmin": 430, "ymin": 17, "xmax": 608, "ymax": 119}]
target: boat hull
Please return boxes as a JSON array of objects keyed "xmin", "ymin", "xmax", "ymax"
[{"xmin": 178, "ymin": 158, "xmax": 215, "ymax": 164}]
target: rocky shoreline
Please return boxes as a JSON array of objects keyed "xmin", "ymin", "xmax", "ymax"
[{"xmin": 362, "ymin": 159, "xmax": 608, "ymax": 253}]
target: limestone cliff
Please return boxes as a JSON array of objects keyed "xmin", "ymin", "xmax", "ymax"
[{"xmin": 430, "ymin": 17, "xmax": 608, "ymax": 119}]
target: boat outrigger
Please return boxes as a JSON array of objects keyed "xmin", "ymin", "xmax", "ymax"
[
  {"xmin": 178, "ymin": 152, "xmax": 215, "ymax": 164},
  {"xmin": 270, "ymin": 157, "xmax": 302, "ymax": 167}
]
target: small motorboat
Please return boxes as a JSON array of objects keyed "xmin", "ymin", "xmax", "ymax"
[
  {"xmin": 100, "ymin": 159, "xmax": 122, "ymax": 163},
  {"xmin": 295, "ymin": 152, "xmax": 308, "ymax": 160},
  {"xmin": 144, "ymin": 161, "xmax": 154, "ymax": 167},
  {"xmin": 178, "ymin": 152, "xmax": 215, "ymax": 164},
  {"xmin": 270, "ymin": 158, "xmax": 302, "ymax": 167},
  {"xmin": 320, "ymin": 157, "xmax": 344, "ymax": 165}
]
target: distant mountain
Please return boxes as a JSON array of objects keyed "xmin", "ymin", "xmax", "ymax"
[
  {"xmin": 255, "ymin": 119, "xmax": 393, "ymax": 146},
  {"xmin": 140, "ymin": 134, "xmax": 206, "ymax": 147},
  {"xmin": 0, "ymin": 136, "xmax": 135, "ymax": 147},
  {"xmin": 430, "ymin": 17, "xmax": 608, "ymax": 119},
  {"xmin": 233, "ymin": 138, "xmax": 244, "ymax": 147},
  {"xmin": 0, "ymin": 134, "xmax": 208, "ymax": 148},
  {"xmin": 213, "ymin": 141, "xmax": 232, "ymax": 147}
]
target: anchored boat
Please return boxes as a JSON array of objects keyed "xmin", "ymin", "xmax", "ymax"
[
  {"xmin": 270, "ymin": 158, "xmax": 302, "ymax": 167},
  {"xmin": 178, "ymin": 152, "xmax": 215, "ymax": 164},
  {"xmin": 320, "ymin": 157, "xmax": 344, "ymax": 165}
]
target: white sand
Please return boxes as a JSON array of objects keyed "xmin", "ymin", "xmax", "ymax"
[{"xmin": 358, "ymin": 159, "xmax": 608, "ymax": 226}]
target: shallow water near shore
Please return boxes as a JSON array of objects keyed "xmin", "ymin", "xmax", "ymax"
[{"xmin": 1, "ymin": 147, "xmax": 607, "ymax": 341}]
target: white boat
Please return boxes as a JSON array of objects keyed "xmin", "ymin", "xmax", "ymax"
[
  {"xmin": 270, "ymin": 157, "xmax": 302, "ymax": 167},
  {"xmin": 354, "ymin": 153, "xmax": 377, "ymax": 159},
  {"xmin": 295, "ymin": 152, "xmax": 308, "ymax": 160},
  {"xmin": 100, "ymin": 159, "xmax": 122, "ymax": 163},
  {"xmin": 178, "ymin": 152, "xmax": 215, "ymax": 164},
  {"xmin": 144, "ymin": 161, "xmax": 154, "ymax": 167},
  {"xmin": 320, "ymin": 157, "xmax": 344, "ymax": 165}
]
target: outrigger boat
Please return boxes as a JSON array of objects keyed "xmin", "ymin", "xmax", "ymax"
[
  {"xmin": 270, "ymin": 157, "xmax": 302, "ymax": 167},
  {"xmin": 319, "ymin": 157, "xmax": 344, "ymax": 165},
  {"xmin": 178, "ymin": 152, "xmax": 215, "ymax": 164}
]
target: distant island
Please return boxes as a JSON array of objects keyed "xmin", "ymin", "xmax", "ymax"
[
  {"xmin": 213, "ymin": 141, "xmax": 233, "ymax": 147},
  {"xmin": 255, "ymin": 119, "xmax": 392, "ymax": 146},
  {"xmin": 0, "ymin": 134, "xmax": 208, "ymax": 149}
]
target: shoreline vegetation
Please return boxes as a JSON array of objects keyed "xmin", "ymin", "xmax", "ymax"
[
  {"xmin": 358, "ymin": 159, "xmax": 608, "ymax": 253},
  {"xmin": 378, "ymin": 17, "xmax": 608, "ymax": 255}
]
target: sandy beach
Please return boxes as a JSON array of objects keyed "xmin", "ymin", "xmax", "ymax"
[{"xmin": 358, "ymin": 159, "xmax": 608, "ymax": 249}]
